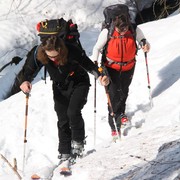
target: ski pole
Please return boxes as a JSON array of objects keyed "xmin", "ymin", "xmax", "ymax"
[
  {"xmin": 22, "ymin": 93, "xmax": 30, "ymax": 174},
  {"xmin": 0, "ymin": 56, "xmax": 22, "ymax": 73},
  {"xmin": 142, "ymin": 39, "xmax": 153, "ymax": 108},
  {"xmin": 94, "ymin": 75, "xmax": 97, "ymax": 147},
  {"xmin": 104, "ymin": 86, "xmax": 121, "ymax": 140},
  {"xmin": 93, "ymin": 61, "xmax": 98, "ymax": 147},
  {"xmin": 98, "ymin": 67, "xmax": 120, "ymax": 140}
]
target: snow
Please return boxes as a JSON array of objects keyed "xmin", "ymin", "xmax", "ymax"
[{"xmin": 0, "ymin": 1, "xmax": 180, "ymax": 180}]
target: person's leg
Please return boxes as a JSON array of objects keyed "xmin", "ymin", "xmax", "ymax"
[
  {"xmin": 107, "ymin": 66, "xmax": 135, "ymax": 131},
  {"xmin": 119, "ymin": 66, "xmax": 135, "ymax": 114},
  {"xmin": 53, "ymin": 86, "xmax": 72, "ymax": 155},
  {"xmin": 67, "ymin": 84, "xmax": 89, "ymax": 156},
  {"xmin": 113, "ymin": 66, "xmax": 135, "ymax": 127},
  {"xmin": 106, "ymin": 68, "xmax": 122, "ymax": 131},
  {"xmin": 67, "ymin": 84, "xmax": 89, "ymax": 142}
]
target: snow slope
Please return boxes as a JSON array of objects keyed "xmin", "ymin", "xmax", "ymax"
[{"xmin": 0, "ymin": 1, "xmax": 180, "ymax": 180}]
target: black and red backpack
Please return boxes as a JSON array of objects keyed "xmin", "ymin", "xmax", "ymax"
[
  {"xmin": 101, "ymin": 4, "xmax": 138, "ymax": 71},
  {"xmin": 35, "ymin": 18, "xmax": 84, "ymax": 82},
  {"xmin": 102, "ymin": 4, "xmax": 137, "ymax": 38},
  {"xmin": 36, "ymin": 18, "xmax": 83, "ymax": 50}
]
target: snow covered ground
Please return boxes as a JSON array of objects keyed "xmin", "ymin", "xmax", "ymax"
[{"xmin": 0, "ymin": 1, "xmax": 180, "ymax": 180}]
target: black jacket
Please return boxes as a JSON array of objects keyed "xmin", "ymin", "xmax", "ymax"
[{"xmin": 21, "ymin": 43, "xmax": 101, "ymax": 88}]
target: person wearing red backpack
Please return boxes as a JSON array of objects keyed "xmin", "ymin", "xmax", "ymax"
[{"xmin": 91, "ymin": 15, "xmax": 150, "ymax": 139}]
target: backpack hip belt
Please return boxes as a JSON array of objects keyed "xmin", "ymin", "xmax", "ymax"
[{"xmin": 106, "ymin": 57, "xmax": 135, "ymax": 66}]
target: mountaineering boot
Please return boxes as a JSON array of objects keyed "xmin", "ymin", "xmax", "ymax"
[
  {"xmin": 58, "ymin": 154, "xmax": 72, "ymax": 175},
  {"xmin": 111, "ymin": 130, "xmax": 121, "ymax": 142},
  {"xmin": 58, "ymin": 154, "xmax": 71, "ymax": 165},
  {"xmin": 120, "ymin": 113, "xmax": 129, "ymax": 127},
  {"xmin": 71, "ymin": 140, "xmax": 85, "ymax": 158}
]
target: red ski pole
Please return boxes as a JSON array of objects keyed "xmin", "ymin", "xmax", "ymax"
[{"xmin": 142, "ymin": 39, "xmax": 153, "ymax": 108}]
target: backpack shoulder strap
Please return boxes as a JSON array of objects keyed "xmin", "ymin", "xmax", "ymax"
[
  {"xmin": 42, "ymin": 66, "xmax": 47, "ymax": 84},
  {"xmin": 33, "ymin": 45, "xmax": 47, "ymax": 83},
  {"xmin": 33, "ymin": 46, "xmax": 39, "ymax": 68}
]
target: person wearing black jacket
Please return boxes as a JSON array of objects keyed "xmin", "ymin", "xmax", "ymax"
[{"xmin": 20, "ymin": 36, "xmax": 109, "ymax": 163}]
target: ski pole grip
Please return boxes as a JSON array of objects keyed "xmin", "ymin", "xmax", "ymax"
[
  {"xmin": 98, "ymin": 66, "xmax": 108, "ymax": 77},
  {"xmin": 141, "ymin": 38, "xmax": 146, "ymax": 46},
  {"xmin": 98, "ymin": 67, "xmax": 103, "ymax": 74}
]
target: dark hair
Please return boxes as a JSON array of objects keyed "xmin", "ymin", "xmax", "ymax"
[
  {"xmin": 113, "ymin": 15, "xmax": 130, "ymax": 31},
  {"xmin": 37, "ymin": 36, "xmax": 68, "ymax": 65}
]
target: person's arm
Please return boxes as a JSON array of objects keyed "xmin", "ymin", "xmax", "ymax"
[
  {"xmin": 79, "ymin": 52, "xmax": 109, "ymax": 86},
  {"xmin": 19, "ymin": 46, "xmax": 43, "ymax": 93},
  {"xmin": 136, "ymin": 26, "xmax": 146, "ymax": 43},
  {"xmin": 68, "ymin": 44, "xmax": 109, "ymax": 86},
  {"xmin": 91, "ymin": 29, "xmax": 108, "ymax": 63},
  {"xmin": 136, "ymin": 27, "xmax": 150, "ymax": 52}
]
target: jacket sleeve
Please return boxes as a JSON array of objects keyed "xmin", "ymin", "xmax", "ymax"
[
  {"xmin": 91, "ymin": 29, "xmax": 108, "ymax": 62},
  {"xmin": 80, "ymin": 52, "xmax": 101, "ymax": 79},
  {"xmin": 19, "ymin": 46, "xmax": 43, "ymax": 83},
  {"xmin": 9, "ymin": 46, "xmax": 43, "ymax": 96},
  {"xmin": 68, "ymin": 45, "xmax": 101, "ymax": 79},
  {"xmin": 136, "ymin": 26, "xmax": 150, "ymax": 45}
]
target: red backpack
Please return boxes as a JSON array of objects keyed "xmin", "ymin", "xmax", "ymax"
[
  {"xmin": 102, "ymin": 4, "xmax": 137, "ymax": 71},
  {"xmin": 105, "ymin": 28, "xmax": 136, "ymax": 71}
]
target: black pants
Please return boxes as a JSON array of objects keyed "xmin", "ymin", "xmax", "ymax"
[
  {"xmin": 53, "ymin": 82, "xmax": 89, "ymax": 154},
  {"xmin": 106, "ymin": 65, "xmax": 135, "ymax": 131}
]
